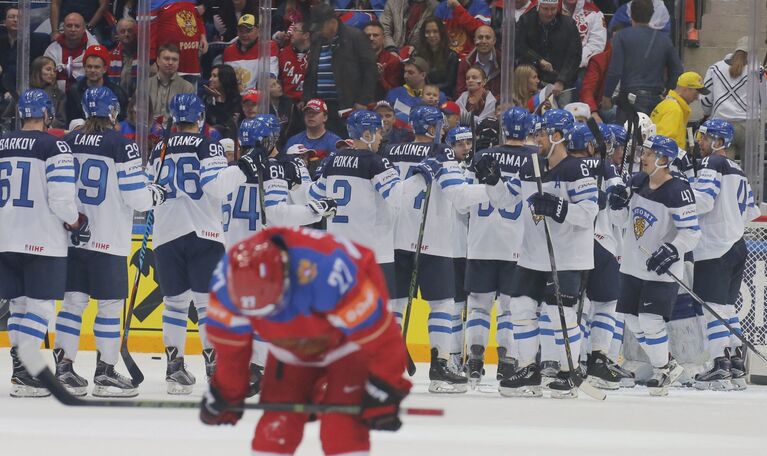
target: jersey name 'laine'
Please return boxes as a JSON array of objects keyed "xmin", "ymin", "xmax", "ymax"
[
  {"xmin": 309, "ymin": 149, "xmax": 401, "ymax": 264},
  {"xmin": 466, "ymin": 144, "xmax": 535, "ymax": 261},
  {"xmin": 491, "ymin": 155, "xmax": 599, "ymax": 271},
  {"xmin": 581, "ymin": 157, "xmax": 625, "ymax": 256},
  {"xmin": 692, "ymin": 154, "xmax": 760, "ymax": 261},
  {"xmin": 381, "ymin": 141, "xmax": 490, "ymax": 258},
  {"xmin": 614, "ymin": 174, "xmax": 701, "ymax": 282},
  {"xmin": 65, "ymin": 129, "xmax": 156, "ymax": 256},
  {"xmin": 0, "ymin": 130, "xmax": 77, "ymax": 257}
]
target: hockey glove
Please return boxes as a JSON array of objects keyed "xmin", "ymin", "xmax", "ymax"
[
  {"xmin": 646, "ymin": 242, "xmax": 679, "ymax": 275},
  {"xmin": 360, "ymin": 376, "xmax": 406, "ymax": 431},
  {"xmin": 147, "ymin": 183, "xmax": 167, "ymax": 207},
  {"xmin": 237, "ymin": 147, "xmax": 269, "ymax": 180},
  {"xmin": 307, "ymin": 198, "xmax": 338, "ymax": 217},
  {"xmin": 64, "ymin": 213, "xmax": 91, "ymax": 246},
  {"xmin": 413, "ymin": 157, "xmax": 441, "ymax": 185},
  {"xmin": 608, "ymin": 184, "xmax": 630, "ymax": 210},
  {"xmin": 285, "ymin": 160, "xmax": 304, "ymax": 188},
  {"xmin": 529, "ymin": 193, "xmax": 568, "ymax": 223},
  {"xmin": 200, "ymin": 383, "xmax": 243, "ymax": 426},
  {"xmin": 474, "ymin": 154, "xmax": 500, "ymax": 186}
]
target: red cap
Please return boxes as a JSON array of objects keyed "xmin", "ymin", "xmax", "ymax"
[
  {"xmin": 441, "ymin": 101, "xmax": 460, "ymax": 116},
  {"xmin": 303, "ymin": 98, "xmax": 328, "ymax": 113},
  {"xmin": 242, "ymin": 88, "xmax": 261, "ymax": 103},
  {"xmin": 84, "ymin": 45, "xmax": 110, "ymax": 66}
]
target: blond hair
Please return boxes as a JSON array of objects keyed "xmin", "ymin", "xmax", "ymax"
[{"xmin": 513, "ymin": 64, "xmax": 538, "ymax": 108}]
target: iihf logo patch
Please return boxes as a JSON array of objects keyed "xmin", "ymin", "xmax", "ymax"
[{"xmin": 632, "ymin": 207, "xmax": 658, "ymax": 240}]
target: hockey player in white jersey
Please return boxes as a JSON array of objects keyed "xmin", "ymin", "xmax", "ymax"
[
  {"xmin": 463, "ymin": 108, "xmax": 534, "ymax": 387},
  {"xmin": 52, "ymin": 87, "xmax": 167, "ymax": 397},
  {"xmin": 608, "ymin": 134, "xmax": 701, "ymax": 396},
  {"xmin": 147, "ymin": 93, "xmax": 242, "ymax": 394},
  {"xmin": 479, "ymin": 109, "xmax": 599, "ymax": 399},
  {"xmin": 381, "ymin": 105, "xmax": 496, "ymax": 393},
  {"xmin": 0, "ymin": 89, "xmax": 88, "ymax": 397},
  {"xmin": 691, "ymin": 119, "xmax": 760, "ymax": 390}
]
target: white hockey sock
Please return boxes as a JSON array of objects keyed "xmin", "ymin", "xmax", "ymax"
[
  {"xmin": 545, "ymin": 304, "xmax": 581, "ymax": 371},
  {"xmin": 608, "ymin": 313, "xmax": 625, "ymax": 361},
  {"xmin": 638, "ymin": 313, "xmax": 669, "ymax": 368},
  {"xmin": 538, "ymin": 309, "xmax": 557, "ymax": 364},
  {"xmin": 428, "ymin": 299, "xmax": 454, "ymax": 358},
  {"xmin": 55, "ymin": 292, "xmax": 89, "ymax": 360},
  {"xmin": 390, "ymin": 298, "xmax": 407, "ymax": 328},
  {"xmin": 704, "ymin": 303, "xmax": 734, "ymax": 359},
  {"xmin": 729, "ymin": 315, "xmax": 744, "ymax": 349},
  {"xmin": 162, "ymin": 291, "xmax": 192, "ymax": 355},
  {"xmin": 590, "ymin": 300, "xmax": 617, "ymax": 355},
  {"xmin": 450, "ymin": 301, "xmax": 465, "ymax": 354},
  {"xmin": 250, "ymin": 334, "xmax": 268, "ymax": 367},
  {"xmin": 510, "ymin": 296, "xmax": 539, "ymax": 366},
  {"xmin": 193, "ymin": 292, "xmax": 212, "ymax": 350},
  {"xmin": 94, "ymin": 299, "xmax": 122, "ymax": 365},
  {"xmin": 466, "ymin": 292, "xmax": 493, "ymax": 351},
  {"xmin": 497, "ymin": 294, "xmax": 516, "ymax": 359},
  {"xmin": 16, "ymin": 298, "xmax": 55, "ymax": 347},
  {"xmin": 8, "ymin": 297, "xmax": 26, "ymax": 346}
]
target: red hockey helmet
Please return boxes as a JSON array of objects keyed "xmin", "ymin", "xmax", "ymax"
[{"xmin": 227, "ymin": 236, "xmax": 290, "ymax": 317}]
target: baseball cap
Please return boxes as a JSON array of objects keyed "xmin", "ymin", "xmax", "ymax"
[
  {"xmin": 303, "ymin": 98, "xmax": 328, "ymax": 113},
  {"xmin": 238, "ymin": 14, "xmax": 257, "ymax": 28},
  {"xmin": 677, "ymin": 71, "xmax": 710, "ymax": 95},
  {"xmin": 371, "ymin": 100, "xmax": 394, "ymax": 112},
  {"xmin": 84, "ymin": 45, "xmax": 110, "ymax": 66},
  {"xmin": 404, "ymin": 56, "xmax": 429, "ymax": 74},
  {"xmin": 441, "ymin": 101, "xmax": 460, "ymax": 116},
  {"xmin": 310, "ymin": 4, "xmax": 338, "ymax": 32},
  {"xmin": 286, "ymin": 144, "xmax": 317, "ymax": 156},
  {"xmin": 242, "ymin": 89, "xmax": 261, "ymax": 103},
  {"xmin": 735, "ymin": 36, "xmax": 749, "ymax": 53}
]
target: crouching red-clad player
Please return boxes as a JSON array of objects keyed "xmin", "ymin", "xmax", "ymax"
[{"xmin": 198, "ymin": 226, "xmax": 412, "ymax": 455}]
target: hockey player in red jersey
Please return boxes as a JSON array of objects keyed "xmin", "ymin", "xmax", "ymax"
[{"xmin": 199, "ymin": 226, "xmax": 412, "ymax": 455}]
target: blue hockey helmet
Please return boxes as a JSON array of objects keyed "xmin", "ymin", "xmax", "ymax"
[
  {"xmin": 239, "ymin": 114, "xmax": 280, "ymax": 148},
  {"xmin": 17, "ymin": 89, "xmax": 53, "ymax": 120},
  {"xmin": 597, "ymin": 123, "xmax": 615, "ymax": 146},
  {"xmin": 541, "ymin": 109, "xmax": 574, "ymax": 138},
  {"xmin": 446, "ymin": 126, "xmax": 472, "ymax": 146},
  {"xmin": 347, "ymin": 110, "xmax": 383, "ymax": 140},
  {"xmin": 643, "ymin": 135, "xmax": 679, "ymax": 161},
  {"xmin": 608, "ymin": 124, "xmax": 628, "ymax": 146},
  {"xmin": 698, "ymin": 119, "xmax": 734, "ymax": 149},
  {"xmin": 501, "ymin": 107, "xmax": 529, "ymax": 140},
  {"xmin": 566, "ymin": 123, "xmax": 595, "ymax": 151},
  {"xmin": 409, "ymin": 105, "xmax": 443, "ymax": 135},
  {"xmin": 82, "ymin": 87, "xmax": 120, "ymax": 120},
  {"xmin": 169, "ymin": 93, "xmax": 205, "ymax": 124},
  {"xmin": 525, "ymin": 114, "xmax": 543, "ymax": 136}
]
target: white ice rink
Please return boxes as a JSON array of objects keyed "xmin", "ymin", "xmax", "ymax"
[{"xmin": 2, "ymin": 348, "xmax": 767, "ymax": 456}]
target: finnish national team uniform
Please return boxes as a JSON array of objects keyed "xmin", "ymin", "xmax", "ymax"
[{"xmin": 203, "ymin": 227, "xmax": 411, "ymax": 455}]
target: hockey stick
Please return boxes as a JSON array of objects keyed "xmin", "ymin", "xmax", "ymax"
[
  {"xmin": 531, "ymin": 157, "xmax": 606, "ymax": 401},
  {"xmin": 121, "ymin": 117, "xmax": 173, "ymax": 387},
  {"xmin": 16, "ymin": 343, "xmax": 443, "ymax": 416},
  {"xmin": 638, "ymin": 246, "xmax": 767, "ymax": 364},
  {"xmin": 256, "ymin": 144, "xmax": 268, "ymax": 228},
  {"xmin": 686, "ymin": 127, "xmax": 699, "ymax": 178}
]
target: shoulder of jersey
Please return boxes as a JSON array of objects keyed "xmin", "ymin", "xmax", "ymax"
[
  {"xmin": 555, "ymin": 155, "xmax": 594, "ymax": 182},
  {"xmin": 703, "ymin": 154, "xmax": 743, "ymax": 176}
]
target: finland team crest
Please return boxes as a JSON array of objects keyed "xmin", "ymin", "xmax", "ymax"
[{"xmin": 632, "ymin": 207, "xmax": 658, "ymax": 239}]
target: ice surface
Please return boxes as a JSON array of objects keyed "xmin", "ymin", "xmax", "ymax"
[{"xmin": 2, "ymin": 348, "xmax": 767, "ymax": 456}]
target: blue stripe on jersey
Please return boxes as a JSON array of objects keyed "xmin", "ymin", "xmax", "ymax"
[
  {"xmin": 309, "ymin": 186, "xmax": 323, "ymax": 199},
  {"xmin": 48, "ymin": 175, "xmax": 76, "ymax": 183},
  {"xmin": 200, "ymin": 175, "xmax": 216, "ymax": 187},
  {"xmin": 267, "ymin": 190, "xmax": 289, "ymax": 196},
  {"xmin": 568, "ymin": 187, "xmax": 598, "ymax": 196},
  {"xmin": 440, "ymin": 178, "xmax": 465, "ymax": 188},
  {"xmin": 697, "ymin": 188, "xmax": 717, "ymax": 199},
  {"xmin": 696, "ymin": 178, "xmax": 721, "ymax": 188},
  {"xmin": 672, "ymin": 214, "xmax": 697, "ymax": 222},
  {"xmin": 46, "ymin": 164, "xmax": 75, "ymax": 173},
  {"xmin": 119, "ymin": 182, "xmax": 146, "ymax": 191},
  {"xmin": 117, "ymin": 169, "xmax": 145, "ymax": 179},
  {"xmin": 264, "ymin": 200, "xmax": 280, "ymax": 208}
]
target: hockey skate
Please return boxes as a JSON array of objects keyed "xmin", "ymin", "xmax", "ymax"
[
  {"xmin": 428, "ymin": 348, "xmax": 468, "ymax": 394},
  {"xmin": 586, "ymin": 352, "xmax": 620, "ymax": 390},
  {"xmin": 449, "ymin": 352, "xmax": 464, "ymax": 375},
  {"xmin": 539, "ymin": 360, "xmax": 560, "ymax": 388},
  {"xmin": 694, "ymin": 356, "xmax": 733, "ymax": 391},
  {"xmin": 53, "ymin": 348, "xmax": 88, "ymax": 397},
  {"xmin": 247, "ymin": 363, "xmax": 264, "ymax": 397},
  {"xmin": 647, "ymin": 359, "xmax": 684, "ymax": 397},
  {"xmin": 498, "ymin": 363, "xmax": 542, "ymax": 398},
  {"xmin": 93, "ymin": 353, "xmax": 138, "ymax": 398},
  {"xmin": 496, "ymin": 347, "xmax": 517, "ymax": 381},
  {"xmin": 606, "ymin": 359, "xmax": 636, "ymax": 388},
  {"xmin": 203, "ymin": 348, "xmax": 216, "ymax": 380},
  {"xmin": 165, "ymin": 347, "xmax": 196, "ymax": 395},
  {"xmin": 10, "ymin": 346, "xmax": 50, "ymax": 398},
  {"xmin": 466, "ymin": 345, "xmax": 484, "ymax": 389},
  {"xmin": 549, "ymin": 370, "xmax": 578, "ymax": 399},
  {"xmin": 729, "ymin": 347, "xmax": 747, "ymax": 391}
]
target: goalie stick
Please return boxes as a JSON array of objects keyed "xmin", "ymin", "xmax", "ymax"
[
  {"xmin": 16, "ymin": 343, "xmax": 443, "ymax": 416},
  {"xmin": 531, "ymin": 157, "xmax": 606, "ymax": 401},
  {"xmin": 121, "ymin": 117, "xmax": 173, "ymax": 387},
  {"xmin": 638, "ymin": 246, "xmax": 767, "ymax": 364}
]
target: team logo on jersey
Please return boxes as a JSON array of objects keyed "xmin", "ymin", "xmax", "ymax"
[
  {"xmin": 175, "ymin": 10, "xmax": 198, "ymax": 37},
  {"xmin": 632, "ymin": 207, "xmax": 658, "ymax": 239},
  {"xmin": 297, "ymin": 259, "xmax": 317, "ymax": 285}
]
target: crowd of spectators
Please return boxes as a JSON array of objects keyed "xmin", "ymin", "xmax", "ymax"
[{"xmin": 0, "ymin": 0, "xmax": 755, "ymax": 161}]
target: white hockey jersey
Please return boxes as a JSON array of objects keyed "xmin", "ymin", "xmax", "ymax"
[
  {"xmin": 489, "ymin": 154, "xmax": 598, "ymax": 271},
  {"xmin": 0, "ymin": 130, "xmax": 78, "ymax": 257},
  {"xmin": 580, "ymin": 157, "xmax": 625, "ymax": 256},
  {"xmin": 309, "ymin": 148, "xmax": 402, "ymax": 264},
  {"xmin": 381, "ymin": 141, "xmax": 492, "ymax": 259},
  {"xmin": 612, "ymin": 173, "xmax": 701, "ymax": 282},
  {"xmin": 692, "ymin": 154, "xmax": 760, "ymax": 261},
  {"xmin": 65, "ymin": 129, "xmax": 157, "ymax": 257}
]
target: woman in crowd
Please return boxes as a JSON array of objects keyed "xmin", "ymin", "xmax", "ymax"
[
  {"xmin": 5, "ymin": 56, "xmax": 67, "ymax": 128},
  {"xmin": 204, "ymin": 64, "xmax": 242, "ymax": 139},
  {"xmin": 456, "ymin": 65, "xmax": 496, "ymax": 124},
  {"xmin": 410, "ymin": 16, "xmax": 459, "ymax": 98},
  {"xmin": 512, "ymin": 64, "xmax": 541, "ymax": 112}
]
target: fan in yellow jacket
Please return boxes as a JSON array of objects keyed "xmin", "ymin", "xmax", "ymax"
[{"xmin": 651, "ymin": 72, "xmax": 709, "ymax": 148}]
